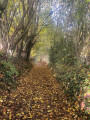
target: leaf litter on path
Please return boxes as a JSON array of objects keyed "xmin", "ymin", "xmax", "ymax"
[{"xmin": 0, "ymin": 62, "xmax": 88, "ymax": 119}]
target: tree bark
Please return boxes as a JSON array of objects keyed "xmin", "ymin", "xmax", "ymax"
[
  {"xmin": 26, "ymin": 37, "xmax": 36, "ymax": 62},
  {"xmin": 26, "ymin": 42, "xmax": 33, "ymax": 62},
  {"xmin": 0, "ymin": 0, "xmax": 8, "ymax": 38},
  {"xmin": 18, "ymin": 40, "xmax": 23, "ymax": 57}
]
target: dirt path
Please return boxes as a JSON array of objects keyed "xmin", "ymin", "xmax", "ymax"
[{"xmin": 0, "ymin": 63, "xmax": 84, "ymax": 119}]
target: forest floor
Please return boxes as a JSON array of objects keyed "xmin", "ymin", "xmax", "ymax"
[{"xmin": 0, "ymin": 62, "xmax": 89, "ymax": 120}]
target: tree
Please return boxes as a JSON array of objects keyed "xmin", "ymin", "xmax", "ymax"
[
  {"xmin": 0, "ymin": 0, "xmax": 40, "ymax": 61},
  {"xmin": 0, "ymin": 0, "xmax": 89, "ymax": 63}
]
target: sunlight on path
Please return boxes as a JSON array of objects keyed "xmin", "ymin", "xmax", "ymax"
[{"xmin": 0, "ymin": 63, "xmax": 84, "ymax": 119}]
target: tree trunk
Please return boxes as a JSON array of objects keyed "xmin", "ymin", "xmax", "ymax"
[
  {"xmin": 18, "ymin": 40, "xmax": 23, "ymax": 57},
  {"xmin": 0, "ymin": 0, "xmax": 8, "ymax": 36},
  {"xmin": 26, "ymin": 43, "xmax": 33, "ymax": 62}
]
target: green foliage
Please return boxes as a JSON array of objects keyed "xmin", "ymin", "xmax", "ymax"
[
  {"xmin": 1, "ymin": 60, "xmax": 18, "ymax": 82},
  {"xmin": 86, "ymin": 0, "xmax": 90, "ymax": 3},
  {"xmin": 55, "ymin": 65, "xmax": 89, "ymax": 103},
  {"xmin": 32, "ymin": 26, "xmax": 53, "ymax": 58},
  {"xmin": 50, "ymin": 36, "xmax": 76, "ymax": 65},
  {"xmin": 60, "ymin": 69, "xmax": 85, "ymax": 98}
]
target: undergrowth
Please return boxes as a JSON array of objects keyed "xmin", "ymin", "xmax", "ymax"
[
  {"xmin": 50, "ymin": 63, "xmax": 90, "ymax": 115},
  {"xmin": 0, "ymin": 51, "xmax": 33, "ymax": 92}
]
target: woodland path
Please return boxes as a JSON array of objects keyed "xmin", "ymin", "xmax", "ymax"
[{"xmin": 0, "ymin": 62, "xmax": 82, "ymax": 119}]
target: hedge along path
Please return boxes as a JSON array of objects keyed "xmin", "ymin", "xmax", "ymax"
[{"xmin": 0, "ymin": 62, "xmax": 84, "ymax": 119}]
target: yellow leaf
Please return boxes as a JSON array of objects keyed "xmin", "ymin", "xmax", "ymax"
[
  {"xmin": 47, "ymin": 110, "xmax": 52, "ymax": 112},
  {"xmin": 29, "ymin": 112, "xmax": 32, "ymax": 118}
]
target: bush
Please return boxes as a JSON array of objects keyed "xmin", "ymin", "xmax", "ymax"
[
  {"xmin": 0, "ymin": 60, "xmax": 18, "ymax": 83},
  {"xmin": 60, "ymin": 68, "xmax": 86, "ymax": 99},
  {"xmin": 55, "ymin": 65, "xmax": 90, "ymax": 108},
  {"xmin": 49, "ymin": 38, "xmax": 76, "ymax": 65}
]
